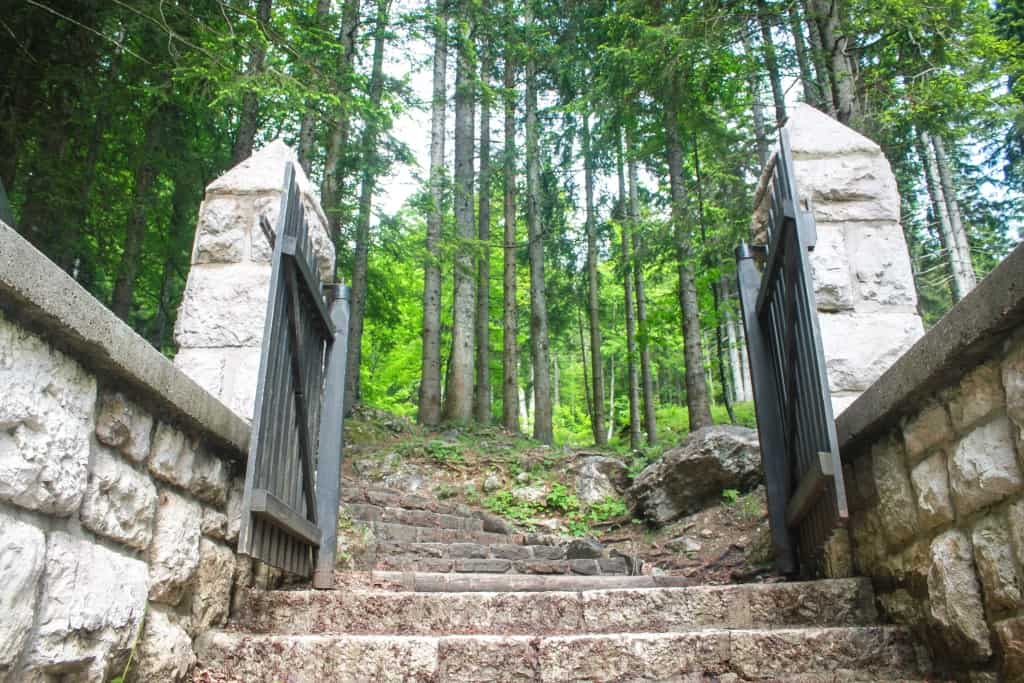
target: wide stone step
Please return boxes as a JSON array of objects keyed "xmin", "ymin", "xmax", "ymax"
[
  {"xmin": 375, "ymin": 555, "xmax": 630, "ymax": 575},
  {"xmin": 195, "ymin": 626, "xmax": 931, "ymax": 682},
  {"xmin": 370, "ymin": 520, "xmax": 518, "ymax": 545},
  {"xmin": 234, "ymin": 578, "xmax": 877, "ymax": 635}
]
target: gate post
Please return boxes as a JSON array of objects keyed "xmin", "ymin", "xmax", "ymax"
[{"xmin": 314, "ymin": 284, "xmax": 351, "ymax": 589}]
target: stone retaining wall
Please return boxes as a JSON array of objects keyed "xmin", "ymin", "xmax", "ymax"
[
  {"xmin": 0, "ymin": 221, "xmax": 256, "ymax": 682},
  {"xmin": 836, "ymin": 241, "xmax": 1024, "ymax": 680}
]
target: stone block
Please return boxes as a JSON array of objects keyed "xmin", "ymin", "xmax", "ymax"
[
  {"xmin": 927, "ymin": 529, "xmax": 992, "ymax": 660},
  {"xmin": 193, "ymin": 539, "xmax": 236, "ymax": 631},
  {"xmin": 129, "ymin": 607, "xmax": 195, "ymax": 683},
  {"xmin": 0, "ymin": 314, "xmax": 96, "ymax": 515},
  {"xmin": 1004, "ymin": 335, "xmax": 1024, "ymax": 437},
  {"xmin": 149, "ymin": 489, "xmax": 202, "ymax": 605},
  {"xmin": 193, "ymin": 195, "xmax": 248, "ymax": 264},
  {"xmin": 27, "ymin": 530, "xmax": 147, "ymax": 680},
  {"xmin": 949, "ymin": 362, "xmax": 1005, "ymax": 434},
  {"xmin": 995, "ymin": 617, "xmax": 1024, "ymax": 681},
  {"xmin": 870, "ymin": 436, "xmax": 919, "ymax": 547},
  {"xmin": 846, "ymin": 222, "xmax": 917, "ymax": 307},
  {"xmin": 251, "ymin": 193, "xmax": 334, "ymax": 281},
  {"xmin": 94, "ymin": 391, "xmax": 153, "ymax": 463},
  {"xmin": 972, "ymin": 514, "xmax": 1022, "ymax": 612},
  {"xmin": 902, "ymin": 402, "xmax": 953, "ymax": 464},
  {"xmin": 80, "ymin": 442, "xmax": 157, "ymax": 550},
  {"xmin": 0, "ymin": 511, "xmax": 45, "ymax": 671},
  {"xmin": 808, "ymin": 223, "xmax": 854, "ymax": 312},
  {"xmin": 226, "ymin": 476, "xmax": 244, "ymax": 543},
  {"xmin": 190, "ymin": 446, "xmax": 229, "ymax": 506},
  {"xmin": 202, "ymin": 507, "xmax": 229, "ymax": 541},
  {"xmin": 148, "ymin": 422, "xmax": 195, "ymax": 489},
  {"xmin": 170, "ymin": 346, "xmax": 226, "ymax": 400},
  {"xmin": 787, "ymin": 102, "xmax": 883, "ymax": 157},
  {"xmin": 950, "ymin": 417, "xmax": 1023, "ymax": 515},
  {"xmin": 910, "ymin": 451, "xmax": 954, "ymax": 530},
  {"xmin": 850, "ymin": 509, "xmax": 885, "ymax": 575},
  {"xmin": 173, "ymin": 263, "xmax": 272, "ymax": 349},
  {"xmin": 819, "ymin": 311, "xmax": 924, "ymax": 393},
  {"xmin": 794, "ymin": 153, "xmax": 901, "ymax": 223},
  {"xmin": 1006, "ymin": 498, "xmax": 1024, "ymax": 569},
  {"xmin": 218, "ymin": 346, "xmax": 262, "ymax": 420}
]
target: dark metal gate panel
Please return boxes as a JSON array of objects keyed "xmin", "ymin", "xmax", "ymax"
[
  {"xmin": 735, "ymin": 130, "xmax": 848, "ymax": 578},
  {"xmin": 237, "ymin": 163, "xmax": 336, "ymax": 577}
]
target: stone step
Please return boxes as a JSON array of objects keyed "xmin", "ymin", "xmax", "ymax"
[
  {"xmin": 368, "ymin": 571, "xmax": 693, "ymax": 593},
  {"xmin": 369, "ymin": 520, "xmax": 517, "ymax": 545},
  {"xmin": 376, "ymin": 540, "xmax": 593, "ymax": 562},
  {"xmin": 194, "ymin": 626, "xmax": 931, "ymax": 682},
  {"xmin": 374, "ymin": 555, "xmax": 630, "ymax": 575},
  {"xmin": 234, "ymin": 578, "xmax": 876, "ymax": 636},
  {"xmin": 345, "ymin": 502, "xmax": 486, "ymax": 533}
]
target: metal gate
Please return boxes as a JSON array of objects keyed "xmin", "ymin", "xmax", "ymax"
[
  {"xmin": 735, "ymin": 130, "xmax": 848, "ymax": 578},
  {"xmin": 237, "ymin": 162, "xmax": 348, "ymax": 588}
]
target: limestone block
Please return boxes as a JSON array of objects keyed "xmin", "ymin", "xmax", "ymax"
[
  {"xmin": 226, "ymin": 476, "xmax": 244, "ymax": 543},
  {"xmin": 845, "ymin": 222, "xmax": 917, "ymax": 307},
  {"xmin": 219, "ymin": 346, "xmax": 262, "ymax": 420},
  {"xmin": 1004, "ymin": 335, "xmax": 1024, "ymax": 437},
  {"xmin": 1007, "ymin": 498, "xmax": 1024, "ymax": 569},
  {"xmin": 877, "ymin": 588, "xmax": 928, "ymax": 626},
  {"xmin": 972, "ymin": 514, "xmax": 1022, "ymax": 611},
  {"xmin": 129, "ymin": 607, "xmax": 195, "ymax": 683},
  {"xmin": 0, "ymin": 314, "xmax": 96, "ymax": 515},
  {"xmin": 173, "ymin": 263, "xmax": 272, "ymax": 349},
  {"xmin": 949, "ymin": 362, "xmax": 1005, "ymax": 434},
  {"xmin": 193, "ymin": 195, "xmax": 248, "ymax": 264},
  {"xmin": 819, "ymin": 311, "xmax": 924, "ymax": 393},
  {"xmin": 80, "ymin": 442, "xmax": 158, "ymax": 550},
  {"xmin": 149, "ymin": 422, "xmax": 195, "ymax": 489},
  {"xmin": 149, "ymin": 489, "xmax": 202, "ymax": 605},
  {"xmin": 251, "ymin": 193, "xmax": 334, "ymax": 281},
  {"xmin": 794, "ymin": 153, "xmax": 901, "ymax": 224},
  {"xmin": 787, "ymin": 103, "xmax": 883, "ymax": 158},
  {"xmin": 870, "ymin": 436, "xmax": 919, "ymax": 547},
  {"xmin": 902, "ymin": 402, "xmax": 953, "ymax": 464},
  {"xmin": 27, "ymin": 530, "xmax": 148, "ymax": 679},
  {"xmin": 0, "ymin": 512, "xmax": 45, "ymax": 670},
  {"xmin": 201, "ymin": 507, "xmax": 229, "ymax": 541},
  {"xmin": 94, "ymin": 391, "xmax": 154, "ymax": 463},
  {"xmin": 995, "ymin": 617, "xmax": 1024, "ymax": 681},
  {"xmin": 171, "ymin": 347, "xmax": 226, "ymax": 401},
  {"xmin": 950, "ymin": 417, "xmax": 1023, "ymax": 515},
  {"xmin": 910, "ymin": 452, "xmax": 954, "ymax": 531},
  {"xmin": 927, "ymin": 529, "xmax": 993, "ymax": 660},
  {"xmin": 190, "ymin": 446, "xmax": 229, "ymax": 506},
  {"xmin": 850, "ymin": 509, "xmax": 885, "ymax": 575},
  {"xmin": 808, "ymin": 222, "xmax": 854, "ymax": 312},
  {"xmin": 193, "ymin": 539, "xmax": 235, "ymax": 631}
]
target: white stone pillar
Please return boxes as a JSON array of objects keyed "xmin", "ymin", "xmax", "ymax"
[
  {"xmin": 174, "ymin": 140, "xmax": 335, "ymax": 420},
  {"xmin": 751, "ymin": 104, "xmax": 924, "ymax": 416}
]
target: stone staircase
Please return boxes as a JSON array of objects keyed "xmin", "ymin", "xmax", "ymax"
[{"xmin": 193, "ymin": 485, "xmax": 944, "ymax": 681}]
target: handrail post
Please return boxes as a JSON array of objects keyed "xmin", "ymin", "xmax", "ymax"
[{"xmin": 313, "ymin": 283, "xmax": 351, "ymax": 589}]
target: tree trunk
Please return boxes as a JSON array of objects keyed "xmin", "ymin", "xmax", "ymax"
[
  {"xmin": 344, "ymin": 0, "xmax": 390, "ymax": 411},
  {"xmin": 418, "ymin": 0, "xmax": 447, "ymax": 426},
  {"xmin": 789, "ymin": 3, "xmax": 817, "ymax": 107},
  {"xmin": 919, "ymin": 130, "xmax": 970, "ymax": 302},
  {"xmin": 578, "ymin": 308, "xmax": 593, "ymax": 423},
  {"xmin": 320, "ymin": 0, "xmax": 361, "ymax": 248},
  {"xmin": 803, "ymin": 0, "xmax": 836, "ymax": 117},
  {"xmin": 664, "ymin": 96, "xmax": 713, "ymax": 431},
  {"xmin": 606, "ymin": 354, "xmax": 616, "ymax": 443},
  {"xmin": 712, "ymin": 281, "xmax": 736, "ymax": 423},
  {"xmin": 501, "ymin": 47, "xmax": 519, "ymax": 434},
  {"xmin": 474, "ymin": 30, "xmax": 493, "ymax": 424},
  {"xmin": 298, "ymin": 0, "xmax": 333, "ymax": 172},
  {"xmin": 232, "ymin": 0, "xmax": 273, "ymax": 165},
  {"xmin": 582, "ymin": 111, "xmax": 606, "ymax": 445},
  {"xmin": 442, "ymin": 7, "xmax": 477, "ymax": 424},
  {"xmin": 756, "ymin": 2, "xmax": 786, "ymax": 125},
  {"xmin": 553, "ymin": 354, "xmax": 561, "ymax": 407},
  {"xmin": 627, "ymin": 137, "xmax": 657, "ymax": 445},
  {"xmin": 742, "ymin": 33, "xmax": 771, "ymax": 168},
  {"xmin": 932, "ymin": 134, "xmax": 977, "ymax": 293},
  {"xmin": 807, "ymin": 0, "xmax": 857, "ymax": 124},
  {"xmin": 619, "ymin": 141, "xmax": 641, "ymax": 451}
]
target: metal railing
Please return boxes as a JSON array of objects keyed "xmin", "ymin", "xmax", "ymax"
[
  {"xmin": 735, "ymin": 130, "xmax": 848, "ymax": 578},
  {"xmin": 237, "ymin": 162, "xmax": 348, "ymax": 588}
]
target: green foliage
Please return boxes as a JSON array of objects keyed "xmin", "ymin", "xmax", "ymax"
[
  {"xmin": 721, "ymin": 488, "xmax": 740, "ymax": 505},
  {"xmin": 545, "ymin": 483, "xmax": 580, "ymax": 514},
  {"xmin": 483, "ymin": 490, "xmax": 540, "ymax": 523}
]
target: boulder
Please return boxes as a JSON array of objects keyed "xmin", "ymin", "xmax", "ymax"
[
  {"xmin": 574, "ymin": 456, "xmax": 629, "ymax": 506},
  {"xmin": 628, "ymin": 426, "xmax": 761, "ymax": 525}
]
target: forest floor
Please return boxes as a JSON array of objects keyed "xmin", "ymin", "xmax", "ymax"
[{"xmin": 340, "ymin": 406, "xmax": 779, "ymax": 585}]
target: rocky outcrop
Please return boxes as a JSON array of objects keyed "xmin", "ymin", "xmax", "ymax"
[
  {"xmin": 573, "ymin": 456, "xmax": 629, "ymax": 505},
  {"xmin": 628, "ymin": 426, "xmax": 761, "ymax": 525}
]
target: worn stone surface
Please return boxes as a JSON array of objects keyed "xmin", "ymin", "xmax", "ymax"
[
  {"xmin": 909, "ymin": 452, "xmax": 954, "ymax": 531},
  {"xmin": 846, "ymin": 223, "xmax": 917, "ymax": 308},
  {"xmin": 902, "ymin": 402, "xmax": 953, "ymax": 464},
  {"xmin": 629, "ymin": 425, "xmax": 761, "ymax": 525},
  {"xmin": 995, "ymin": 617, "xmax": 1024, "ymax": 681},
  {"xmin": 949, "ymin": 362, "xmax": 1005, "ymax": 433},
  {"xmin": 877, "ymin": 588, "xmax": 928, "ymax": 626},
  {"xmin": 149, "ymin": 488, "xmax": 202, "ymax": 605},
  {"xmin": 1007, "ymin": 498, "xmax": 1024, "ymax": 569},
  {"xmin": 149, "ymin": 422, "xmax": 196, "ymax": 489},
  {"xmin": 574, "ymin": 456, "xmax": 629, "ymax": 506},
  {"xmin": 927, "ymin": 529, "xmax": 993, "ymax": 660},
  {"xmin": 174, "ymin": 263, "xmax": 272, "ymax": 349},
  {"xmin": 202, "ymin": 506, "xmax": 229, "ymax": 541},
  {"xmin": 130, "ymin": 607, "xmax": 195, "ymax": 683},
  {"xmin": 193, "ymin": 539, "xmax": 235, "ymax": 631},
  {"xmin": 438, "ymin": 635, "xmax": 539, "ymax": 681},
  {"xmin": 94, "ymin": 391, "xmax": 153, "ymax": 463},
  {"xmin": 808, "ymin": 223, "xmax": 855, "ymax": 312},
  {"xmin": 193, "ymin": 195, "xmax": 248, "ymax": 264},
  {"xmin": 949, "ymin": 417, "xmax": 1023, "ymax": 515},
  {"xmin": 819, "ymin": 312, "xmax": 925, "ymax": 393},
  {"xmin": 0, "ymin": 511, "xmax": 45, "ymax": 671},
  {"xmin": 27, "ymin": 530, "xmax": 148, "ymax": 679},
  {"xmin": 870, "ymin": 437, "xmax": 919, "ymax": 547},
  {"xmin": 80, "ymin": 442, "xmax": 158, "ymax": 550},
  {"xmin": 190, "ymin": 446, "xmax": 229, "ymax": 506},
  {"xmin": 1004, "ymin": 336, "xmax": 1024, "ymax": 437},
  {"xmin": 539, "ymin": 631, "xmax": 730, "ymax": 681},
  {"xmin": 971, "ymin": 514, "xmax": 1022, "ymax": 612},
  {"xmin": 0, "ymin": 314, "xmax": 96, "ymax": 515}
]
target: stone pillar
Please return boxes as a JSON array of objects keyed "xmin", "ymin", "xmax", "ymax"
[
  {"xmin": 174, "ymin": 140, "xmax": 335, "ymax": 420},
  {"xmin": 751, "ymin": 104, "xmax": 924, "ymax": 415}
]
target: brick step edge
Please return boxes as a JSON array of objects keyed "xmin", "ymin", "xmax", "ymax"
[
  {"xmin": 232, "ymin": 578, "xmax": 878, "ymax": 636},
  {"xmin": 194, "ymin": 626, "xmax": 932, "ymax": 682},
  {"xmin": 375, "ymin": 541, "xmax": 599, "ymax": 562},
  {"xmin": 374, "ymin": 555, "xmax": 630, "ymax": 576}
]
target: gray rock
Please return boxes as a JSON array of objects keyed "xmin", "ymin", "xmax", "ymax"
[
  {"xmin": 148, "ymin": 422, "xmax": 196, "ymax": 490},
  {"xmin": 566, "ymin": 538, "xmax": 604, "ymax": 560},
  {"xmin": 628, "ymin": 426, "xmax": 762, "ymax": 525},
  {"xmin": 512, "ymin": 484, "xmax": 549, "ymax": 505},
  {"xmin": 927, "ymin": 529, "xmax": 992, "ymax": 661},
  {"xmin": 94, "ymin": 391, "xmax": 154, "ymax": 463},
  {"xmin": 870, "ymin": 436, "xmax": 919, "ymax": 548},
  {"xmin": 130, "ymin": 607, "xmax": 195, "ymax": 683},
  {"xmin": 0, "ymin": 511, "xmax": 45, "ymax": 670},
  {"xmin": 79, "ymin": 442, "xmax": 158, "ymax": 550},
  {"xmin": 972, "ymin": 514, "xmax": 1022, "ymax": 612},
  {"xmin": 190, "ymin": 446, "xmax": 229, "ymax": 506},
  {"xmin": 574, "ymin": 456, "xmax": 629, "ymax": 506},
  {"xmin": 482, "ymin": 473, "xmax": 502, "ymax": 493},
  {"xmin": 193, "ymin": 539, "xmax": 236, "ymax": 631},
  {"xmin": 909, "ymin": 451, "xmax": 954, "ymax": 530},
  {"xmin": 949, "ymin": 417, "xmax": 1023, "ymax": 515},
  {"xmin": 148, "ymin": 489, "xmax": 202, "ymax": 605}
]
